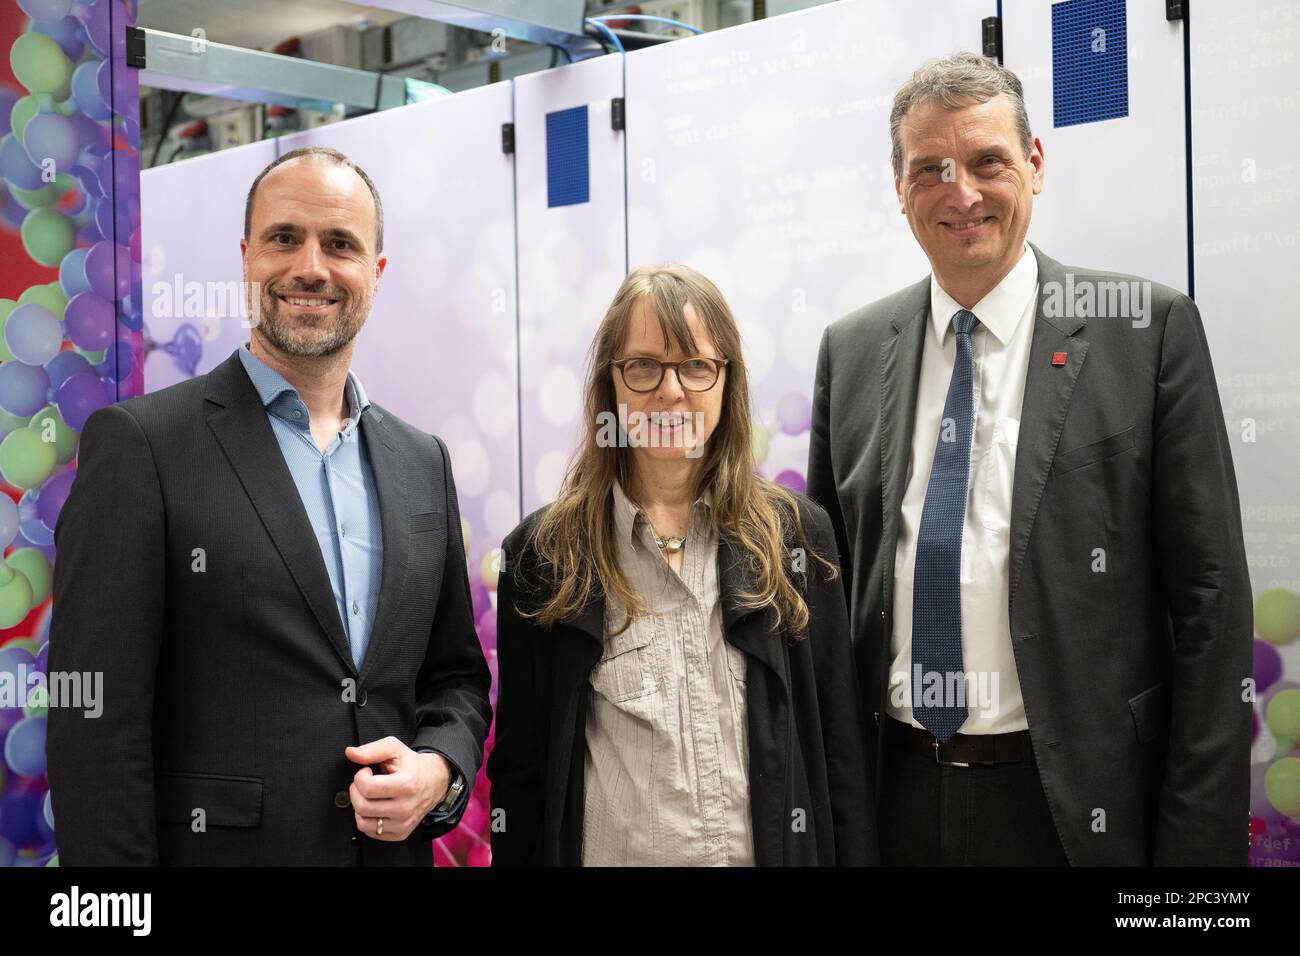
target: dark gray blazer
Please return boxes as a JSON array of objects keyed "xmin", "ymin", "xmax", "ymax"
[
  {"xmin": 47, "ymin": 349, "xmax": 493, "ymax": 865},
  {"xmin": 806, "ymin": 242, "xmax": 1252, "ymax": 865}
]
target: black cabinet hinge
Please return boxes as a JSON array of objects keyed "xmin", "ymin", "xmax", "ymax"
[
  {"xmin": 126, "ymin": 25, "xmax": 146, "ymax": 69},
  {"xmin": 981, "ymin": 16, "xmax": 1003, "ymax": 64}
]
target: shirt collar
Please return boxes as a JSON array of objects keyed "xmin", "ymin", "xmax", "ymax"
[
  {"xmin": 929, "ymin": 241, "xmax": 1038, "ymax": 347},
  {"xmin": 237, "ymin": 342, "xmax": 370, "ymax": 434},
  {"xmin": 611, "ymin": 479, "xmax": 713, "ymax": 545}
]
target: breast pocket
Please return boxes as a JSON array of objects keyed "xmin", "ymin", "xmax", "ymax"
[
  {"xmin": 977, "ymin": 416, "xmax": 1019, "ymax": 534},
  {"xmin": 1128, "ymin": 682, "xmax": 1171, "ymax": 745},
  {"xmin": 590, "ymin": 626, "xmax": 660, "ymax": 703},
  {"xmin": 155, "ymin": 770, "xmax": 263, "ymax": 828},
  {"xmin": 1052, "ymin": 425, "xmax": 1137, "ymax": 476},
  {"xmin": 409, "ymin": 511, "xmax": 442, "ymax": 533}
]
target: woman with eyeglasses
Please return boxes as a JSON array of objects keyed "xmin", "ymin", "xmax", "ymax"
[{"xmin": 487, "ymin": 264, "xmax": 877, "ymax": 866}]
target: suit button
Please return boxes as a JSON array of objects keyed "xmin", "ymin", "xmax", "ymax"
[
  {"xmin": 357, "ymin": 688, "xmax": 368, "ymax": 707},
  {"xmin": 334, "ymin": 790, "xmax": 351, "ymax": 809}
]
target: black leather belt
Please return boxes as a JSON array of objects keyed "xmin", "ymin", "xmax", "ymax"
[{"xmin": 886, "ymin": 715, "xmax": 1035, "ymax": 767}]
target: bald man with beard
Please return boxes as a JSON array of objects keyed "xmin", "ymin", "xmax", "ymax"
[{"xmin": 47, "ymin": 146, "xmax": 492, "ymax": 866}]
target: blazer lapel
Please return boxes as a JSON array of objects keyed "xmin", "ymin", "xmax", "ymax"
[
  {"xmin": 878, "ymin": 279, "xmax": 931, "ymax": 610},
  {"xmin": 555, "ymin": 591, "xmax": 604, "ymax": 833},
  {"xmin": 1007, "ymin": 243, "xmax": 1090, "ymax": 615},
  {"xmin": 203, "ymin": 351, "xmax": 354, "ymax": 672},
  {"xmin": 356, "ymin": 407, "xmax": 411, "ymax": 681},
  {"xmin": 719, "ymin": 535, "xmax": 789, "ymax": 693},
  {"xmin": 560, "ymin": 590, "xmax": 605, "ymax": 645},
  {"xmin": 718, "ymin": 532, "xmax": 791, "ymax": 865}
]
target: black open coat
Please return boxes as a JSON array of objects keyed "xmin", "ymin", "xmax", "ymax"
[{"xmin": 487, "ymin": 491, "xmax": 878, "ymax": 866}]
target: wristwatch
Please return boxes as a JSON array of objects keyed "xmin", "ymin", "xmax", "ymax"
[{"xmin": 436, "ymin": 772, "xmax": 464, "ymax": 813}]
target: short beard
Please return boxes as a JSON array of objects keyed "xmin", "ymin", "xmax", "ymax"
[{"xmin": 254, "ymin": 283, "xmax": 370, "ymax": 358}]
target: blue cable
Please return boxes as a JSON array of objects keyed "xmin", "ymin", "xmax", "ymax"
[
  {"xmin": 584, "ymin": 17, "xmax": 625, "ymax": 54},
  {"xmin": 588, "ymin": 13, "xmax": 705, "ymax": 35}
]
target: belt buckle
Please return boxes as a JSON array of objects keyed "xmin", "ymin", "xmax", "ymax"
[{"xmin": 933, "ymin": 739, "xmax": 970, "ymax": 768}]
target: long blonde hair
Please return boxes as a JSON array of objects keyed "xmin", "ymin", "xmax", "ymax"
[{"xmin": 522, "ymin": 263, "xmax": 835, "ymax": 637}]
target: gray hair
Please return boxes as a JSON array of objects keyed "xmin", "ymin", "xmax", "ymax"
[
  {"xmin": 890, "ymin": 52, "xmax": 1033, "ymax": 175},
  {"xmin": 244, "ymin": 145, "xmax": 384, "ymax": 253}
]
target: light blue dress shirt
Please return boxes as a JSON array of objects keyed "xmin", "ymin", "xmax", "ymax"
[
  {"xmin": 237, "ymin": 343, "xmax": 383, "ymax": 670},
  {"xmin": 236, "ymin": 344, "xmax": 466, "ymax": 826}
]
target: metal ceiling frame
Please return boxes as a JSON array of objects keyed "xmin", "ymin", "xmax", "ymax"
[
  {"xmin": 128, "ymin": 3, "xmax": 593, "ymax": 113},
  {"xmin": 129, "ymin": 27, "xmax": 439, "ymax": 112},
  {"xmin": 344, "ymin": 0, "xmax": 588, "ymax": 47}
]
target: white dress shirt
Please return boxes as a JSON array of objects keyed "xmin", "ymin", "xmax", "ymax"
[{"xmin": 888, "ymin": 242, "xmax": 1039, "ymax": 734}]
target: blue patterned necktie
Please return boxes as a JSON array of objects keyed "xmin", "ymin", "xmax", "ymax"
[{"xmin": 912, "ymin": 308, "xmax": 980, "ymax": 743}]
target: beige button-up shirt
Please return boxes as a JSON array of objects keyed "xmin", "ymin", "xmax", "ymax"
[{"xmin": 581, "ymin": 481, "xmax": 754, "ymax": 866}]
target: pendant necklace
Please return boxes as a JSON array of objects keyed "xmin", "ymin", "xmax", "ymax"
[{"xmin": 642, "ymin": 514, "xmax": 686, "ymax": 553}]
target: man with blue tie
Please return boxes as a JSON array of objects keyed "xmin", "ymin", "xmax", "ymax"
[
  {"xmin": 48, "ymin": 146, "xmax": 492, "ymax": 865},
  {"xmin": 807, "ymin": 53, "xmax": 1252, "ymax": 865}
]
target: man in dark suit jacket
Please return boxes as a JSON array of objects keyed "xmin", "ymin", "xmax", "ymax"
[
  {"xmin": 807, "ymin": 53, "xmax": 1252, "ymax": 865},
  {"xmin": 47, "ymin": 146, "xmax": 492, "ymax": 865}
]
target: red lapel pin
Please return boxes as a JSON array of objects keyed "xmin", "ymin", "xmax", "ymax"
[{"xmin": 1051, "ymin": 351, "xmax": 1067, "ymax": 366}]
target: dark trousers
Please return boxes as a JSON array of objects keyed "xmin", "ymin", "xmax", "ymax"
[{"xmin": 878, "ymin": 722, "xmax": 1070, "ymax": 866}]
